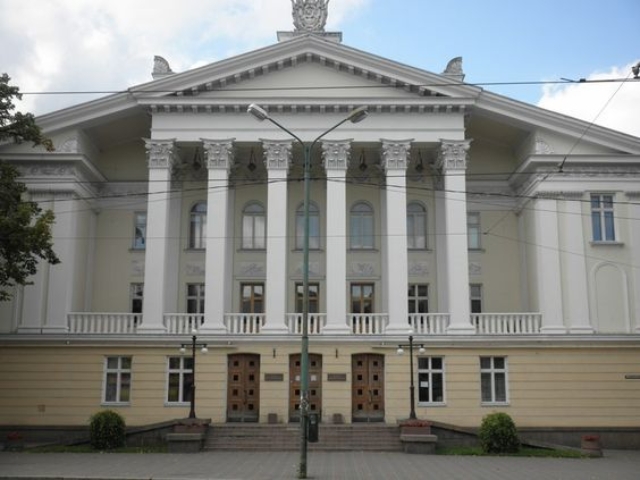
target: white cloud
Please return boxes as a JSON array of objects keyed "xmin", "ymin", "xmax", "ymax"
[
  {"xmin": 0, "ymin": 0, "xmax": 369, "ymax": 116},
  {"xmin": 537, "ymin": 63, "xmax": 640, "ymax": 138}
]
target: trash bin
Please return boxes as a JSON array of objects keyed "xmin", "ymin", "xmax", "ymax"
[{"xmin": 307, "ymin": 413, "xmax": 319, "ymax": 443}]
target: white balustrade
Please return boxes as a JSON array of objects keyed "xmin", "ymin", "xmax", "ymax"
[
  {"xmin": 67, "ymin": 313, "xmax": 138, "ymax": 334},
  {"xmin": 409, "ymin": 313, "xmax": 450, "ymax": 334},
  {"xmin": 472, "ymin": 313, "xmax": 542, "ymax": 334},
  {"xmin": 224, "ymin": 314, "xmax": 266, "ymax": 334},
  {"xmin": 349, "ymin": 314, "xmax": 388, "ymax": 335},
  {"xmin": 164, "ymin": 314, "xmax": 204, "ymax": 334},
  {"xmin": 285, "ymin": 313, "xmax": 327, "ymax": 334}
]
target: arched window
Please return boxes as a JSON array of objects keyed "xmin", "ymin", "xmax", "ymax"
[
  {"xmin": 350, "ymin": 202, "xmax": 374, "ymax": 249},
  {"xmin": 407, "ymin": 202, "xmax": 427, "ymax": 249},
  {"xmin": 296, "ymin": 202, "xmax": 320, "ymax": 250},
  {"xmin": 189, "ymin": 202, "xmax": 207, "ymax": 249},
  {"xmin": 242, "ymin": 202, "xmax": 266, "ymax": 249}
]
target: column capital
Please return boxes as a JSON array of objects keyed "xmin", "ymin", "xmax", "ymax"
[
  {"xmin": 201, "ymin": 138, "xmax": 235, "ymax": 171},
  {"xmin": 321, "ymin": 139, "xmax": 352, "ymax": 170},
  {"xmin": 381, "ymin": 139, "xmax": 413, "ymax": 171},
  {"xmin": 261, "ymin": 139, "xmax": 292, "ymax": 171},
  {"xmin": 437, "ymin": 139, "xmax": 472, "ymax": 171},
  {"xmin": 144, "ymin": 138, "xmax": 178, "ymax": 169}
]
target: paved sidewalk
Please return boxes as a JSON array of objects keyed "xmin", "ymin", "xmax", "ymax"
[{"xmin": 1, "ymin": 450, "xmax": 640, "ymax": 480}]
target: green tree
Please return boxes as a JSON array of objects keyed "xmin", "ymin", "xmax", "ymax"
[
  {"xmin": 0, "ymin": 74, "xmax": 58, "ymax": 300},
  {"xmin": 0, "ymin": 73, "xmax": 53, "ymax": 151}
]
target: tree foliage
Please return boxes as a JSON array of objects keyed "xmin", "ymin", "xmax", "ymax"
[{"xmin": 0, "ymin": 73, "xmax": 53, "ymax": 151}]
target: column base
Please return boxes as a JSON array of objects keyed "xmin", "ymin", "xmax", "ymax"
[
  {"xmin": 384, "ymin": 326, "xmax": 414, "ymax": 335},
  {"xmin": 136, "ymin": 325, "xmax": 168, "ymax": 334},
  {"xmin": 322, "ymin": 326, "xmax": 352, "ymax": 335},
  {"xmin": 569, "ymin": 326, "xmax": 595, "ymax": 334},
  {"xmin": 16, "ymin": 327, "xmax": 43, "ymax": 334},
  {"xmin": 540, "ymin": 326, "xmax": 568, "ymax": 334},
  {"xmin": 41, "ymin": 326, "xmax": 69, "ymax": 334},
  {"xmin": 197, "ymin": 326, "xmax": 228, "ymax": 335},
  {"xmin": 261, "ymin": 325, "xmax": 290, "ymax": 334},
  {"xmin": 446, "ymin": 324, "xmax": 476, "ymax": 335}
]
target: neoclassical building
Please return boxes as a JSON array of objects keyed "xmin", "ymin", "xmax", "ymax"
[{"xmin": 1, "ymin": 4, "xmax": 639, "ymax": 444}]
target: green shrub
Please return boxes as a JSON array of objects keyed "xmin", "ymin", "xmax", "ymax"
[
  {"xmin": 478, "ymin": 412, "xmax": 520, "ymax": 454},
  {"xmin": 89, "ymin": 410, "xmax": 126, "ymax": 450}
]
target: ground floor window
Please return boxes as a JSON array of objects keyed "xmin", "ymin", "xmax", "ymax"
[
  {"xmin": 418, "ymin": 356, "xmax": 444, "ymax": 404},
  {"xmin": 480, "ymin": 356, "xmax": 508, "ymax": 404},
  {"xmin": 103, "ymin": 356, "xmax": 131, "ymax": 404},
  {"xmin": 167, "ymin": 356, "xmax": 193, "ymax": 403}
]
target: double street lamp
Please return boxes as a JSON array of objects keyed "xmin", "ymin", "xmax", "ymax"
[
  {"xmin": 179, "ymin": 329, "xmax": 208, "ymax": 419},
  {"xmin": 247, "ymin": 103, "xmax": 368, "ymax": 479},
  {"xmin": 397, "ymin": 335, "xmax": 425, "ymax": 420}
]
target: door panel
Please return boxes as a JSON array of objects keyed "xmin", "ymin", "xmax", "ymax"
[
  {"xmin": 227, "ymin": 354, "xmax": 260, "ymax": 422},
  {"xmin": 289, "ymin": 354, "xmax": 322, "ymax": 422},
  {"xmin": 352, "ymin": 353, "xmax": 385, "ymax": 422}
]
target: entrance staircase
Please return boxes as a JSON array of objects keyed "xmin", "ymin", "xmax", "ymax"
[{"xmin": 204, "ymin": 424, "xmax": 403, "ymax": 451}]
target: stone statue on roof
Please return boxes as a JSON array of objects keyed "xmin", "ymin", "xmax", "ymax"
[{"xmin": 291, "ymin": 0, "xmax": 329, "ymax": 32}]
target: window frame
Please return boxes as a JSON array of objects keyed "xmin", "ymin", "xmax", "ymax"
[
  {"xmin": 408, "ymin": 284, "xmax": 429, "ymax": 314},
  {"xmin": 132, "ymin": 212, "xmax": 147, "ymax": 250},
  {"xmin": 241, "ymin": 283, "xmax": 265, "ymax": 313},
  {"xmin": 350, "ymin": 283, "xmax": 375, "ymax": 314},
  {"xmin": 470, "ymin": 284, "xmax": 483, "ymax": 314},
  {"xmin": 295, "ymin": 282, "xmax": 320, "ymax": 314},
  {"xmin": 189, "ymin": 202, "xmax": 207, "ymax": 250},
  {"xmin": 166, "ymin": 356, "xmax": 194, "ymax": 405},
  {"xmin": 590, "ymin": 193, "xmax": 616, "ymax": 243},
  {"xmin": 186, "ymin": 283, "xmax": 205, "ymax": 314},
  {"xmin": 480, "ymin": 356, "xmax": 509, "ymax": 405},
  {"xmin": 130, "ymin": 283, "xmax": 143, "ymax": 324},
  {"xmin": 407, "ymin": 202, "xmax": 427, "ymax": 250},
  {"xmin": 349, "ymin": 201, "xmax": 375, "ymax": 250},
  {"xmin": 417, "ymin": 356, "xmax": 445, "ymax": 405},
  {"xmin": 242, "ymin": 202, "xmax": 266, "ymax": 250},
  {"xmin": 467, "ymin": 211, "xmax": 482, "ymax": 250},
  {"xmin": 102, "ymin": 356, "xmax": 132, "ymax": 405},
  {"xmin": 295, "ymin": 202, "xmax": 321, "ymax": 250}
]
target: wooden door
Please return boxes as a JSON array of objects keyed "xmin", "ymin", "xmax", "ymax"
[
  {"xmin": 227, "ymin": 354, "xmax": 260, "ymax": 422},
  {"xmin": 289, "ymin": 354, "xmax": 322, "ymax": 422},
  {"xmin": 352, "ymin": 353, "xmax": 385, "ymax": 422}
]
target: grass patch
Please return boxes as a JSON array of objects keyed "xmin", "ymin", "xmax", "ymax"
[
  {"xmin": 436, "ymin": 445, "xmax": 586, "ymax": 458},
  {"xmin": 27, "ymin": 444, "xmax": 167, "ymax": 454}
]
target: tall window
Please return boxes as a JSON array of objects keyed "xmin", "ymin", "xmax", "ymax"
[
  {"xmin": 133, "ymin": 212, "xmax": 146, "ymax": 250},
  {"xmin": 480, "ymin": 356, "xmax": 508, "ymax": 404},
  {"xmin": 295, "ymin": 202, "xmax": 320, "ymax": 250},
  {"xmin": 130, "ymin": 283, "xmax": 143, "ymax": 323},
  {"xmin": 186, "ymin": 283, "xmax": 205, "ymax": 314},
  {"xmin": 350, "ymin": 202, "xmax": 374, "ymax": 249},
  {"xmin": 103, "ymin": 356, "xmax": 131, "ymax": 404},
  {"xmin": 590, "ymin": 194, "xmax": 616, "ymax": 242},
  {"xmin": 418, "ymin": 357, "xmax": 445, "ymax": 404},
  {"xmin": 407, "ymin": 202, "xmax": 427, "ymax": 249},
  {"xmin": 242, "ymin": 202, "xmax": 266, "ymax": 249},
  {"xmin": 189, "ymin": 202, "xmax": 207, "ymax": 249},
  {"xmin": 470, "ymin": 284, "xmax": 483, "ymax": 313},
  {"xmin": 295, "ymin": 283, "xmax": 319, "ymax": 313},
  {"xmin": 351, "ymin": 283, "xmax": 374, "ymax": 313},
  {"xmin": 241, "ymin": 283, "xmax": 264, "ymax": 313},
  {"xmin": 467, "ymin": 212, "xmax": 481, "ymax": 249},
  {"xmin": 408, "ymin": 284, "xmax": 429, "ymax": 314},
  {"xmin": 167, "ymin": 357, "xmax": 193, "ymax": 403}
]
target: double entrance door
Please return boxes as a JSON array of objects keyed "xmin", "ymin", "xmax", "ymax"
[
  {"xmin": 289, "ymin": 353, "xmax": 322, "ymax": 422},
  {"xmin": 352, "ymin": 353, "xmax": 385, "ymax": 422},
  {"xmin": 227, "ymin": 354, "xmax": 260, "ymax": 422}
]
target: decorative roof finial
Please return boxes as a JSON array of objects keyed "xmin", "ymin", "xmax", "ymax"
[{"xmin": 291, "ymin": 0, "xmax": 330, "ymax": 33}]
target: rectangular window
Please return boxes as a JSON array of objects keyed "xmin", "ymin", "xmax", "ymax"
[
  {"xmin": 133, "ymin": 212, "xmax": 146, "ymax": 250},
  {"xmin": 351, "ymin": 283, "xmax": 374, "ymax": 313},
  {"xmin": 408, "ymin": 284, "xmax": 429, "ymax": 314},
  {"xmin": 467, "ymin": 212, "xmax": 481, "ymax": 249},
  {"xmin": 418, "ymin": 357, "xmax": 445, "ymax": 404},
  {"xmin": 591, "ymin": 194, "xmax": 616, "ymax": 242},
  {"xmin": 480, "ymin": 356, "xmax": 508, "ymax": 404},
  {"xmin": 103, "ymin": 356, "xmax": 132, "ymax": 404},
  {"xmin": 241, "ymin": 283, "xmax": 264, "ymax": 313},
  {"xmin": 187, "ymin": 283, "xmax": 205, "ymax": 314},
  {"xmin": 470, "ymin": 284, "xmax": 483, "ymax": 313},
  {"xmin": 130, "ymin": 283, "xmax": 143, "ymax": 315},
  {"xmin": 295, "ymin": 283, "xmax": 319, "ymax": 313},
  {"xmin": 167, "ymin": 356, "xmax": 193, "ymax": 403}
]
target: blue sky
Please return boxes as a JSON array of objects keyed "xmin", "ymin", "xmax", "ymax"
[{"xmin": 1, "ymin": 0, "xmax": 638, "ymax": 136}]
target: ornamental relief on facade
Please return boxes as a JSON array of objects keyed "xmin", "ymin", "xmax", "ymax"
[
  {"xmin": 350, "ymin": 262, "xmax": 376, "ymax": 277},
  {"xmin": 293, "ymin": 261, "xmax": 321, "ymax": 277},
  {"xmin": 469, "ymin": 262, "xmax": 482, "ymax": 276},
  {"xmin": 408, "ymin": 261, "xmax": 429, "ymax": 277},
  {"xmin": 186, "ymin": 263, "xmax": 206, "ymax": 276},
  {"xmin": 131, "ymin": 260, "xmax": 144, "ymax": 276},
  {"xmin": 239, "ymin": 262, "xmax": 266, "ymax": 277}
]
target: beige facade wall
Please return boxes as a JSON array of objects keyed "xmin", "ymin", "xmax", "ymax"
[{"xmin": 1, "ymin": 343, "xmax": 638, "ymax": 429}]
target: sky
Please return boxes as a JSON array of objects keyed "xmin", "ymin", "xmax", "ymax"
[{"xmin": 1, "ymin": 0, "xmax": 639, "ymax": 137}]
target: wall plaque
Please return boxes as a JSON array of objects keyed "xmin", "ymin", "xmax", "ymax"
[
  {"xmin": 327, "ymin": 373, "xmax": 347, "ymax": 382},
  {"xmin": 264, "ymin": 373, "xmax": 284, "ymax": 382}
]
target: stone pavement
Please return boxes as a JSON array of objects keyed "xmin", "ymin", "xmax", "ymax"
[{"xmin": 1, "ymin": 450, "xmax": 640, "ymax": 480}]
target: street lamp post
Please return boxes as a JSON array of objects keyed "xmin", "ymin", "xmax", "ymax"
[
  {"xmin": 396, "ymin": 335, "xmax": 425, "ymax": 420},
  {"xmin": 180, "ymin": 329, "xmax": 208, "ymax": 419},
  {"xmin": 247, "ymin": 103, "xmax": 368, "ymax": 479}
]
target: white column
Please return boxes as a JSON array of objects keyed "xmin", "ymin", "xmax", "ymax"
[
  {"xmin": 561, "ymin": 194, "xmax": 593, "ymax": 334},
  {"xmin": 627, "ymin": 192, "xmax": 640, "ymax": 333},
  {"xmin": 533, "ymin": 195, "xmax": 566, "ymax": 333},
  {"xmin": 434, "ymin": 189, "xmax": 448, "ymax": 312},
  {"xmin": 139, "ymin": 139, "xmax": 177, "ymax": 333},
  {"xmin": 438, "ymin": 140, "xmax": 475, "ymax": 334},
  {"xmin": 262, "ymin": 140, "xmax": 292, "ymax": 333},
  {"xmin": 200, "ymin": 139, "xmax": 234, "ymax": 334},
  {"xmin": 381, "ymin": 139, "xmax": 413, "ymax": 334},
  {"xmin": 321, "ymin": 140, "xmax": 351, "ymax": 334}
]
